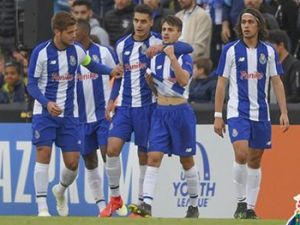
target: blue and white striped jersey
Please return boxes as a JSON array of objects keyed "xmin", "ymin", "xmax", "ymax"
[
  {"xmin": 28, "ymin": 40, "xmax": 86, "ymax": 117},
  {"xmin": 115, "ymin": 32, "xmax": 162, "ymax": 107},
  {"xmin": 216, "ymin": 40, "xmax": 283, "ymax": 121},
  {"xmin": 148, "ymin": 51, "xmax": 193, "ymax": 99},
  {"xmin": 76, "ymin": 43, "xmax": 116, "ymax": 123}
]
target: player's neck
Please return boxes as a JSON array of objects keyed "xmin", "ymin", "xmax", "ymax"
[
  {"xmin": 243, "ymin": 37, "xmax": 258, "ymax": 49},
  {"xmin": 133, "ymin": 32, "xmax": 150, "ymax": 42},
  {"xmin": 53, "ymin": 37, "xmax": 68, "ymax": 50}
]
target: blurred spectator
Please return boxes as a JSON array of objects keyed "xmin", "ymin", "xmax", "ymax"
[
  {"xmin": 104, "ymin": 0, "xmax": 135, "ymax": 46},
  {"xmin": 244, "ymin": 0, "xmax": 279, "ymax": 29},
  {"xmin": 176, "ymin": 0, "xmax": 212, "ymax": 60},
  {"xmin": 221, "ymin": 0, "xmax": 244, "ymax": 43},
  {"xmin": 144, "ymin": 0, "xmax": 174, "ymax": 33},
  {"xmin": 268, "ymin": 29, "xmax": 300, "ymax": 103},
  {"xmin": 273, "ymin": 0, "xmax": 300, "ymax": 55},
  {"xmin": 0, "ymin": 0, "xmax": 16, "ymax": 58},
  {"xmin": 189, "ymin": 57, "xmax": 217, "ymax": 103},
  {"xmin": 0, "ymin": 53, "xmax": 5, "ymax": 88},
  {"xmin": 198, "ymin": 0, "xmax": 223, "ymax": 68},
  {"xmin": 54, "ymin": 0, "xmax": 71, "ymax": 12},
  {"xmin": 71, "ymin": 0, "xmax": 110, "ymax": 46},
  {"xmin": 0, "ymin": 61, "xmax": 26, "ymax": 104},
  {"xmin": 90, "ymin": 0, "xmax": 114, "ymax": 24},
  {"xmin": 11, "ymin": 50, "xmax": 29, "ymax": 84}
]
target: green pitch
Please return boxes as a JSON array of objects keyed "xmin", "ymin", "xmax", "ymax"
[{"xmin": 0, "ymin": 216, "xmax": 285, "ymax": 225}]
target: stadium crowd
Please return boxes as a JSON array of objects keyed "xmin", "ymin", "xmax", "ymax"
[{"xmin": 0, "ymin": 0, "xmax": 300, "ymax": 106}]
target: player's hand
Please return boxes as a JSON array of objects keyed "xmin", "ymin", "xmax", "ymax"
[
  {"xmin": 221, "ymin": 22, "xmax": 231, "ymax": 43},
  {"xmin": 280, "ymin": 113, "xmax": 289, "ymax": 132},
  {"xmin": 110, "ymin": 64, "xmax": 123, "ymax": 78},
  {"xmin": 47, "ymin": 101, "xmax": 62, "ymax": 117},
  {"xmin": 105, "ymin": 100, "xmax": 115, "ymax": 121},
  {"xmin": 214, "ymin": 117, "xmax": 226, "ymax": 138},
  {"xmin": 146, "ymin": 44, "xmax": 163, "ymax": 58},
  {"xmin": 163, "ymin": 45, "xmax": 175, "ymax": 59},
  {"xmin": 145, "ymin": 72, "xmax": 157, "ymax": 96}
]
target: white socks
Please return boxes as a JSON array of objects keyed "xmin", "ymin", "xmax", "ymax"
[
  {"xmin": 34, "ymin": 162, "xmax": 49, "ymax": 212},
  {"xmin": 138, "ymin": 165, "xmax": 147, "ymax": 204},
  {"xmin": 143, "ymin": 166, "xmax": 159, "ymax": 205},
  {"xmin": 184, "ymin": 166, "xmax": 199, "ymax": 207},
  {"xmin": 86, "ymin": 167, "xmax": 105, "ymax": 212},
  {"xmin": 246, "ymin": 167, "xmax": 261, "ymax": 209},
  {"xmin": 56, "ymin": 167, "xmax": 78, "ymax": 196},
  {"xmin": 233, "ymin": 162, "xmax": 247, "ymax": 202},
  {"xmin": 106, "ymin": 156, "xmax": 121, "ymax": 197}
]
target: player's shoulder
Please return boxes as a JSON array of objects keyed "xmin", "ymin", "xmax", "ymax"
[
  {"xmin": 32, "ymin": 40, "xmax": 51, "ymax": 54},
  {"xmin": 115, "ymin": 33, "xmax": 132, "ymax": 48}
]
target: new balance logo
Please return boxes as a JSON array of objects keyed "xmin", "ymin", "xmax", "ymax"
[
  {"xmin": 266, "ymin": 141, "xmax": 271, "ymax": 146},
  {"xmin": 238, "ymin": 57, "xmax": 245, "ymax": 62},
  {"xmin": 50, "ymin": 60, "xmax": 57, "ymax": 64},
  {"xmin": 186, "ymin": 148, "xmax": 192, "ymax": 153}
]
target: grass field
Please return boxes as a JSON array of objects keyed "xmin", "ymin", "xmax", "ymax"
[{"xmin": 0, "ymin": 216, "xmax": 286, "ymax": 225}]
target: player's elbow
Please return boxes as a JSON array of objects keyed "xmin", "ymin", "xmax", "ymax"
[{"xmin": 178, "ymin": 79, "xmax": 188, "ymax": 87}]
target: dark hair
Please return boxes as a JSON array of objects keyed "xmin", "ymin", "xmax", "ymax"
[
  {"xmin": 4, "ymin": 61, "xmax": 22, "ymax": 76},
  {"xmin": 161, "ymin": 15, "xmax": 183, "ymax": 32},
  {"xmin": 51, "ymin": 11, "xmax": 77, "ymax": 32},
  {"xmin": 194, "ymin": 57, "xmax": 213, "ymax": 75},
  {"xmin": 77, "ymin": 19, "xmax": 91, "ymax": 35},
  {"xmin": 235, "ymin": 7, "xmax": 268, "ymax": 41},
  {"xmin": 72, "ymin": 0, "xmax": 92, "ymax": 9},
  {"xmin": 268, "ymin": 29, "xmax": 289, "ymax": 50},
  {"xmin": 134, "ymin": 4, "xmax": 153, "ymax": 18}
]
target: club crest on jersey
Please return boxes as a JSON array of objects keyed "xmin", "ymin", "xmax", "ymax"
[
  {"xmin": 69, "ymin": 55, "xmax": 77, "ymax": 66},
  {"xmin": 92, "ymin": 54, "xmax": 99, "ymax": 63},
  {"xmin": 232, "ymin": 128, "xmax": 238, "ymax": 137},
  {"xmin": 259, "ymin": 53, "xmax": 267, "ymax": 65},
  {"xmin": 139, "ymin": 44, "xmax": 148, "ymax": 55},
  {"xmin": 34, "ymin": 130, "xmax": 40, "ymax": 139}
]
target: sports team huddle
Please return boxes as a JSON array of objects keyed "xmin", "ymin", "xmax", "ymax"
[{"xmin": 28, "ymin": 4, "xmax": 289, "ymax": 220}]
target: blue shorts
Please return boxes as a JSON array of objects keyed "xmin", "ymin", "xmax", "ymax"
[
  {"xmin": 227, "ymin": 117, "xmax": 272, "ymax": 149},
  {"xmin": 80, "ymin": 119, "xmax": 110, "ymax": 156},
  {"xmin": 32, "ymin": 115, "xmax": 81, "ymax": 152},
  {"xmin": 148, "ymin": 103, "xmax": 196, "ymax": 156},
  {"xmin": 108, "ymin": 104, "xmax": 156, "ymax": 150}
]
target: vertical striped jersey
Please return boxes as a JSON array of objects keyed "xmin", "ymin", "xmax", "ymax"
[
  {"xmin": 76, "ymin": 42, "xmax": 115, "ymax": 123},
  {"xmin": 28, "ymin": 40, "xmax": 86, "ymax": 117},
  {"xmin": 149, "ymin": 50, "xmax": 193, "ymax": 99},
  {"xmin": 115, "ymin": 32, "xmax": 162, "ymax": 107},
  {"xmin": 216, "ymin": 40, "xmax": 283, "ymax": 121}
]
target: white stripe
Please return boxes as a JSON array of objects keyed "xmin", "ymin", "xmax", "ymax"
[
  {"xmin": 56, "ymin": 51, "xmax": 68, "ymax": 117},
  {"xmin": 247, "ymin": 48, "xmax": 259, "ymax": 121},
  {"xmin": 227, "ymin": 46, "xmax": 239, "ymax": 119},
  {"xmin": 130, "ymin": 42, "xmax": 142, "ymax": 107}
]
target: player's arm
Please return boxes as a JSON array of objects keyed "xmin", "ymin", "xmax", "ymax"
[
  {"xmin": 27, "ymin": 49, "xmax": 62, "ymax": 116},
  {"xmin": 271, "ymin": 75, "xmax": 289, "ymax": 132},
  {"xmin": 214, "ymin": 76, "xmax": 227, "ymax": 138},
  {"xmin": 81, "ymin": 55, "xmax": 123, "ymax": 77},
  {"xmin": 164, "ymin": 46, "xmax": 189, "ymax": 86},
  {"xmin": 147, "ymin": 41, "xmax": 193, "ymax": 58}
]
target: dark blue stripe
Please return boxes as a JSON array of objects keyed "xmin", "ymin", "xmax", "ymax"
[
  {"xmin": 122, "ymin": 37, "xmax": 134, "ymax": 106},
  {"xmin": 76, "ymin": 66, "xmax": 87, "ymax": 122},
  {"xmin": 234, "ymin": 42, "xmax": 249, "ymax": 118},
  {"xmin": 140, "ymin": 38, "xmax": 152, "ymax": 105},
  {"xmin": 90, "ymin": 44, "xmax": 105, "ymax": 121},
  {"xmin": 64, "ymin": 45, "xmax": 78, "ymax": 116},
  {"xmin": 143, "ymin": 196, "xmax": 153, "ymax": 200},
  {"xmin": 257, "ymin": 42, "xmax": 268, "ymax": 121}
]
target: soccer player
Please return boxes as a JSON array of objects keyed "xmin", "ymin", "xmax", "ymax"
[
  {"xmin": 27, "ymin": 11, "xmax": 122, "ymax": 217},
  {"xmin": 214, "ymin": 8, "xmax": 289, "ymax": 219},
  {"xmin": 131, "ymin": 15, "xmax": 199, "ymax": 218},
  {"xmin": 75, "ymin": 19, "xmax": 116, "ymax": 216},
  {"xmin": 101, "ymin": 4, "xmax": 193, "ymax": 217}
]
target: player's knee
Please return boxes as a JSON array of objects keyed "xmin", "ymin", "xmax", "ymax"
[
  {"xmin": 247, "ymin": 156, "xmax": 262, "ymax": 169},
  {"xmin": 147, "ymin": 157, "xmax": 162, "ymax": 167},
  {"xmin": 235, "ymin": 151, "xmax": 247, "ymax": 164},
  {"xmin": 83, "ymin": 156, "xmax": 98, "ymax": 170},
  {"xmin": 180, "ymin": 157, "xmax": 194, "ymax": 170}
]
